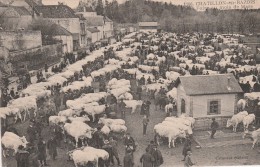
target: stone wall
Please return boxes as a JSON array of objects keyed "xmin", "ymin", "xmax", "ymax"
[
  {"xmin": 0, "ymin": 31, "xmax": 42, "ymax": 51},
  {"xmin": 194, "ymin": 116, "xmax": 231, "ymax": 131},
  {"xmin": 9, "ymin": 43, "xmax": 62, "ymax": 71}
]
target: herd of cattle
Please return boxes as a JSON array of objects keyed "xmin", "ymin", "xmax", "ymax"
[{"xmin": 1, "ymin": 31, "xmax": 260, "ymax": 166}]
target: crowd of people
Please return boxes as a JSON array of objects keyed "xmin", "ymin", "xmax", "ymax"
[{"xmin": 2, "ymin": 30, "xmax": 260, "ymax": 167}]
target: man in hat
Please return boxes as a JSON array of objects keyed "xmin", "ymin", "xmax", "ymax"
[
  {"xmin": 124, "ymin": 133, "xmax": 136, "ymax": 153},
  {"xmin": 184, "ymin": 151, "xmax": 195, "ymax": 167},
  {"xmin": 102, "ymin": 140, "xmax": 113, "ymax": 167},
  {"xmin": 37, "ymin": 137, "xmax": 48, "ymax": 166},
  {"xmin": 92, "ymin": 127, "xmax": 103, "ymax": 148},
  {"xmin": 124, "ymin": 149, "xmax": 134, "ymax": 167},
  {"xmin": 140, "ymin": 148, "xmax": 154, "ymax": 167},
  {"xmin": 118, "ymin": 99, "xmax": 126, "ymax": 119},
  {"xmin": 182, "ymin": 136, "xmax": 191, "ymax": 161},
  {"xmin": 27, "ymin": 122, "xmax": 37, "ymax": 144},
  {"xmin": 47, "ymin": 136, "xmax": 58, "ymax": 160},
  {"xmin": 152, "ymin": 145, "xmax": 164, "ymax": 167},
  {"xmin": 15, "ymin": 145, "xmax": 30, "ymax": 167},
  {"xmin": 210, "ymin": 118, "xmax": 219, "ymax": 139},
  {"xmin": 143, "ymin": 115, "xmax": 149, "ymax": 136},
  {"xmin": 109, "ymin": 137, "xmax": 121, "ymax": 166}
]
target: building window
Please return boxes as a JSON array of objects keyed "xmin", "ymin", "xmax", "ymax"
[{"xmin": 208, "ymin": 100, "xmax": 221, "ymax": 115}]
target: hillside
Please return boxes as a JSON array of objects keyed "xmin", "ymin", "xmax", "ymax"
[{"xmin": 78, "ymin": 0, "xmax": 260, "ymax": 34}]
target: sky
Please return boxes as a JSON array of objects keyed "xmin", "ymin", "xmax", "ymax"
[{"xmin": 42, "ymin": 0, "xmax": 260, "ymax": 11}]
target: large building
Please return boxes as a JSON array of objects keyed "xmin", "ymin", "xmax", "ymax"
[
  {"xmin": 33, "ymin": 5, "xmax": 81, "ymax": 51},
  {"xmin": 138, "ymin": 22, "xmax": 158, "ymax": 33},
  {"xmin": 176, "ymin": 74, "xmax": 243, "ymax": 130}
]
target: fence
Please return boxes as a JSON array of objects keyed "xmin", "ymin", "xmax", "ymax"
[{"xmin": 9, "ymin": 43, "xmax": 63, "ymax": 72}]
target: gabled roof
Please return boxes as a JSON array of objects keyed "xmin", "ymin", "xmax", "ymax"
[
  {"xmin": 87, "ymin": 27, "xmax": 100, "ymax": 33},
  {"xmin": 84, "ymin": 16, "xmax": 104, "ymax": 26},
  {"xmin": 33, "ymin": 20, "xmax": 72, "ymax": 36},
  {"xmin": 176, "ymin": 74, "xmax": 243, "ymax": 96},
  {"xmin": 34, "ymin": 5, "xmax": 78, "ymax": 18},
  {"xmin": 139, "ymin": 22, "xmax": 158, "ymax": 27},
  {"xmin": 49, "ymin": 24, "xmax": 72, "ymax": 36}
]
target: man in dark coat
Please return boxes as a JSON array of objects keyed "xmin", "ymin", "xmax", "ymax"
[
  {"xmin": 124, "ymin": 133, "xmax": 136, "ymax": 153},
  {"xmin": 182, "ymin": 137, "xmax": 191, "ymax": 161},
  {"xmin": 15, "ymin": 145, "xmax": 30, "ymax": 167},
  {"xmin": 27, "ymin": 123, "xmax": 37, "ymax": 143},
  {"xmin": 184, "ymin": 151, "xmax": 195, "ymax": 167},
  {"xmin": 152, "ymin": 145, "xmax": 163, "ymax": 167},
  {"xmin": 47, "ymin": 136, "xmax": 58, "ymax": 160},
  {"xmin": 37, "ymin": 137, "xmax": 48, "ymax": 166},
  {"xmin": 118, "ymin": 99, "xmax": 126, "ymax": 119},
  {"xmin": 102, "ymin": 140, "xmax": 113, "ymax": 167},
  {"xmin": 109, "ymin": 137, "xmax": 121, "ymax": 166},
  {"xmin": 210, "ymin": 118, "xmax": 219, "ymax": 139},
  {"xmin": 140, "ymin": 148, "xmax": 155, "ymax": 167},
  {"xmin": 124, "ymin": 149, "xmax": 134, "ymax": 167}
]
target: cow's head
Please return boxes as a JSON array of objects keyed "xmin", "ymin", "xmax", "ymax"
[
  {"xmin": 226, "ymin": 119, "xmax": 232, "ymax": 128},
  {"xmin": 85, "ymin": 130, "xmax": 93, "ymax": 139}
]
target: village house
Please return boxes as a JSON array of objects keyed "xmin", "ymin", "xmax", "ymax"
[
  {"xmin": 0, "ymin": 6, "xmax": 32, "ymax": 30},
  {"xmin": 86, "ymin": 27, "xmax": 101, "ymax": 43},
  {"xmin": 33, "ymin": 5, "xmax": 81, "ymax": 51},
  {"xmin": 103, "ymin": 17, "xmax": 113, "ymax": 39},
  {"xmin": 76, "ymin": 8, "xmax": 114, "ymax": 45},
  {"xmin": 138, "ymin": 22, "xmax": 158, "ymax": 33},
  {"xmin": 176, "ymin": 74, "xmax": 243, "ymax": 130},
  {"xmin": 37, "ymin": 21, "xmax": 73, "ymax": 53}
]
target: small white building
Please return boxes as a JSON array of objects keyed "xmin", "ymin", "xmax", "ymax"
[
  {"xmin": 176, "ymin": 74, "xmax": 243, "ymax": 130},
  {"xmin": 138, "ymin": 22, "xmax": 158, "ymax": 33},
  {"xmin": 86, "ymin": 28, "xmax": 101, "ymax": 43},
  {"xmin": 49, "ymin": 24, "xmax": 73, "ymax": 53}
]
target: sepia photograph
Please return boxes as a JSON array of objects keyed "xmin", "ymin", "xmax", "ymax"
[{"xmin": 0, "ymin": 0, "xmax": 260, "ymax": 166}]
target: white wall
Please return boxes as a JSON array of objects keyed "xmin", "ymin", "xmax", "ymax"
[
  {"xmin": 192, "ymin": 94, "xmax": 236, "ymax": 118},
  {"xmin": 48, "ymin": 18, "xmax": 81, "ymax": 45},
  {"xmin": 177, "ymin": 84, "xmax": 191, "ymax": 116}
]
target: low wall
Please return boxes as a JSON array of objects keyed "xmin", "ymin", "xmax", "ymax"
[
  {"xmin": 9, "ymin": 43, "xmax": 62, "ymax": 71},
  {"xmin": 194, "ymin": 116, "xmax": 231, "ymax": 131}
]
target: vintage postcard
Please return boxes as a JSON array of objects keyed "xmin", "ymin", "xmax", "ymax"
[{"xmin": 0, "ymin": 0, "xmax": 260, "ymax": 167}]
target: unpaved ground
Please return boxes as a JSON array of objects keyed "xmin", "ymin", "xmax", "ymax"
[{"xmin": 2, "ymin": 92, "xmax": 260, "ymax": 167}]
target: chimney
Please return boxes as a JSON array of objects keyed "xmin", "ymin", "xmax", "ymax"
[{"xmin": 227, "ymin": 76, "xmax": 231, "ymax": 91}]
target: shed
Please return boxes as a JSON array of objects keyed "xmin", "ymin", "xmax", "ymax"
[
  {"xmin": 138, "ymin": 22, "xmax": 158, "ymax": 33},
  {"xmin": 176, "ymin": 74, "xmax": 243, "ymax": 129}
]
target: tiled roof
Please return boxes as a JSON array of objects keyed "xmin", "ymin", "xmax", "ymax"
[
  {"xmin": 49, "ymin": 24, "xmax": 72, "ymax": 36},
  {"xmin": 34, "ymin": 5, "xmax": 78, "ymax": 18},
  {"xmin": 84, "ymin": 16, "xmax": 104, "ymax": 26},
  {"xmin": 87, "ymin": 27, "xmax": 100, "ymax": 33},
  {"xmin": 33, "ymin": 20, "xmax": 72, "ymax": 36},
  {"xmin": 177, "ymin": 74, "xmax": 243, "ymax": 95}
]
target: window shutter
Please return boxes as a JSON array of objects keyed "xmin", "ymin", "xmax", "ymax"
[
  {"xmin": 218, "ymin": 99, "xmax": 221, "ymax": 114},
  {"xmin": 207, "ymin": 99, "xmax": 210, "ymax": 115}
]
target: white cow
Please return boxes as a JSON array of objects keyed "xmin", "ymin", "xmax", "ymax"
[
  {"xmin": 154, "ymin": 123, "xmax": 186, "ymax": 148},
  {"xmin": 243, "ymin": 114, "xmax": 255, "ymax": 131},
  {"xmin": 2, "ymin": 132, "xmax": 28, "ymax": 157},
  {"xmin": 243, "ymin": 128, "xmax": 260, "ymax": 149},
  {"xmin": 226, "ymin": 111, "xmax": 248, "ymax": 132}
]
